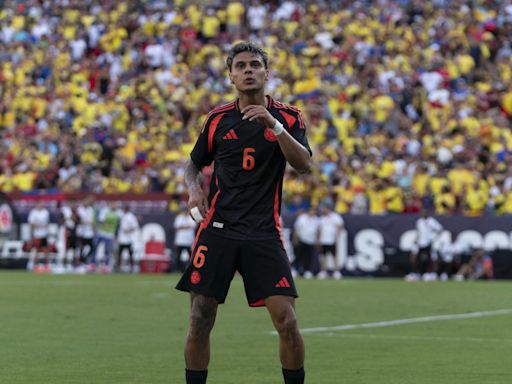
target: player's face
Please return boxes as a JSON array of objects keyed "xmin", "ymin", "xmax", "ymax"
[{"xmin": 229, "ymin": 52, "xmax": 268, "ymax": 93}]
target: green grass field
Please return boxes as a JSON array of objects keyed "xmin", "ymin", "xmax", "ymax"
[{"xmin": 1, "ymin": 271, "xmax": 511, "ymax": 384}]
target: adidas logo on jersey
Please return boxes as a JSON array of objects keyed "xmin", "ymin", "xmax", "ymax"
[{"xmin": 222, "ymin": 129, "xmax": 238, "ymax": 140}]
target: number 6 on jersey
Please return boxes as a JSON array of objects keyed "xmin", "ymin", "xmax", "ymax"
[{"xmin": 242, "ymin": 147, "xmax": 255, "ymax": 171}]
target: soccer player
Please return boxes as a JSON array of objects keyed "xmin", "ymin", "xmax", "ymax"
[{"xmin": 176, "ymin": 41, "xmax": 312, "ymax": 384}]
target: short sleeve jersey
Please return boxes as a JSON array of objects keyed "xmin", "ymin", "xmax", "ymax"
[{"xmin": 191, "ymin": 96, "xmax": 312, "ymax": 240}]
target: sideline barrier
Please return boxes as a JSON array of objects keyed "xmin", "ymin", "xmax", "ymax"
[{"xmin": 2, "ymin": 194, "xmax": 512, "ymax": 278}]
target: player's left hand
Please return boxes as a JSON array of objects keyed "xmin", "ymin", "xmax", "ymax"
[{"xmin": 241, "ymin": 105, "xmax": 276, "ymax": 127}]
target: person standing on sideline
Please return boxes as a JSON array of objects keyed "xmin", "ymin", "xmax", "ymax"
[
  {"xmin": 293, "ymin": 207, "xmax": 320, "ymax": 279},
  {"xmin": 317, "ymin": 202, "xmax": 344, "ymax": 279},
  {"xmin": 77, "ymin": 195, "xmax": 96, "ymax": 270},
  {"xmin": 173, "ymin": 202, "xmax": 197, "ymax": 272},
  {"xmin": 405, "ymin": 209, "xmax": 443, "ymax": 281},
  {"xmin": 95, "ymin": 201, "xmax": 120, "ymax": 273},
  {"xmin": 58, "ymin": 200, "xmax": 78, "ymax": 271},
  {"xmin": 176, "ymin": 42, "xmax": 312, "ymax": 384},
  {"xmin": 436, "ymin": 240, "xmax": 464, "ymax": 281},
  {"xmin": 27, "ymin": 200, "xmax": 51, "ymax": 272},
  {"xmin": 116, "ymin": 205, "xmax": 140, "ymax": 272}
]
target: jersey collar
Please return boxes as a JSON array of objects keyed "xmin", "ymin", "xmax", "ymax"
[{"xmin": 236, "ymin": 95, "xmax": 273, "ymax": 111}]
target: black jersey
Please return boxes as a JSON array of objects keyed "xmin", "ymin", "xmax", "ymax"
[{"xmin": 190, "ymin": 96, "xmax": 312, "ymax": 240}]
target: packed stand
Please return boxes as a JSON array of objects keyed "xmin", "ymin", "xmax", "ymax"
[{"xmin": 0, "ymin": 0, "xmax": 512, "ymax": 216}]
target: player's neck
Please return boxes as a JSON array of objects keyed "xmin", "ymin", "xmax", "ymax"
[{"xmin": 237, "ymin": 92, "xmax": 268, "ymax": 110}]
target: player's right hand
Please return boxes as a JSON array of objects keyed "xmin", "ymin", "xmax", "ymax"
[{"xmin": 188, "ymin": 185, "xmax": 209, "ymax": 222}]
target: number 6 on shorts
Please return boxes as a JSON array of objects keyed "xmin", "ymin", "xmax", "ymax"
[{"xmin": 193, "ymin": 245, "xmax": 208, "ymax": 268}]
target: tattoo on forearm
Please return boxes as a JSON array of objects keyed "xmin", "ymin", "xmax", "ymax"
[{"xmin": 185, "ymin": 161, "xmax": 202, "ymax": 190}]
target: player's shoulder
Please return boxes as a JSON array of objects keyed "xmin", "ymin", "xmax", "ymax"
[
  {"xmin": 209, "ymin": 101, "xmax": 237, "ymax": 117},
  {"xmin": 270, "ymin": 98, "xmax": 303, "ymax": 114},
  {"xmin": 270, "ymin": 97, "xmax": 305, "ymax": 128},
  {"xmin": 201, "ymin": 101, "xmax": 237, "ymax": 132}
]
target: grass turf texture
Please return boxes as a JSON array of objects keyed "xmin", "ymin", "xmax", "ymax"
[{"xmin": 0, "ymin": 272, "xmax": 511, "ymax": 384}]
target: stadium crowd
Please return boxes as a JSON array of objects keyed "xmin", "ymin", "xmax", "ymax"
[{"xmin": 1, "ymin": 0, "xmax": 512, "ymax": 216}]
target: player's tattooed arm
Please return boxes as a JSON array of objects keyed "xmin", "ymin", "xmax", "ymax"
[{"xmin": 184, "ymin": 160, "xmax": 209, "ymax": 220}]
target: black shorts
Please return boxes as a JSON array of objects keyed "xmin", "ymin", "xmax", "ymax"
[
  {"xmin": 321, "ymin": 244, "xmax": 336, "ymax": 256},
  {"xmin": 33, "ymin": 238, "xmax": 48, "ymax": 250},
  {"xmin": 176, "ymin": 229, "xmax": 298, "ymax": 307},
  {"xmin": 65, "ymin": 229, "xmax": 78, "ymax": 249},
  {"xmin": 418, "ymin": 245, "xmax": 432, "ymax": 260}
]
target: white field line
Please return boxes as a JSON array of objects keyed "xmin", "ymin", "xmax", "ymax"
[
  {"xmin": 312, "ymin": 333, "xmax": 512, "ymax": 344},
  {"xmin": 270, "ymin": 309, "xmax": 512, "ymax": 335}
]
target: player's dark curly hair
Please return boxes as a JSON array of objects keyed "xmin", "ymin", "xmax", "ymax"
[{"xmin": 226, "ymin": 41, "xmax": 269, "ymax": 71}]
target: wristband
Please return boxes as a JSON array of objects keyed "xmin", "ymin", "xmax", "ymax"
[
  {"xmin": 272, "ymin": 119, "xmax": 285, "ymax": 136},
  {"xmin": 190, "ymin": 207, "xmax": 204, "ymax": 223}
]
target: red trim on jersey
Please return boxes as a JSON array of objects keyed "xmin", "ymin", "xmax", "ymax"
[
  {"xmin": 274, "ymin": 101, "xmax": 301, "ymax": 115},
  {"xmin": 201, "ymin": 102, "xmax": 236, "ymax": 133},
  {"xmin": 191, "ymin": 224, "xmax": 204, "ymax": 255},
  {"xmin": 249, "ymin": 299, "xmax": 266, "ymax": 307},
  {"xmin": 202, "ymin": 177, "xmax": 220, "ymax": 227},
  {"xmin": 207, "ymin": 102, "xmax": 236, "ymax": 118},
  {"xmin": 273, "ymin": 101, "xmax": 305, "ymax": 129},
  {"xmin": 274, "ymin": 179, "xmax": 285, "ymax": 248},
  {"xmin": 296, "ymin": 111, "xmax": 306, "ymax": 129},
  {"xmin": 278, "ymin": 110, "xmax": 297, "ymax": 130},
  {"xmin": 208, "ymin": 113, "xmax": 225, "ymax": 153}
]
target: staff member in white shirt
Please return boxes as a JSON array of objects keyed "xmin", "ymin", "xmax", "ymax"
[
  {"xmin": 116, "ymin": 205, "xmax": 140, "ymax": 272},
  {"xmin": 173, "ymin": 203, "xmax": 197, "ymax": 272},
  {"xmin": 406, "ymin": 209, "xmax": 443, "ymax": 281},
  {"xmin": 293, "ymin": 207, "xmax": 320, "ymax": 279},
  {"xmin": 317, "ymin": 202, "xmax": 344, "ymax": 280},
  {"xmin": 27, "ymin": 200, "xmax": 51, "ymax": 271},
  {"xmin": 77, "ymin": 196, "xmax": 96, "ymax": 268},
  {"xmin": 58, "ymin": 200, "xmax": 78, "ymax": 271}
]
